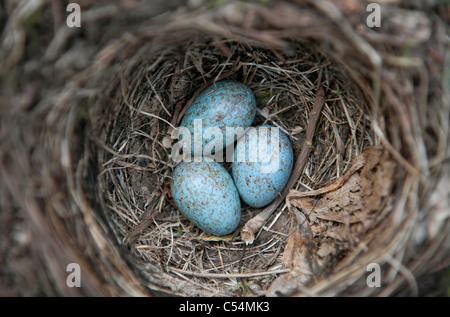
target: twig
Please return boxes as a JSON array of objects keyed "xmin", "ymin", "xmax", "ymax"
[
  {"xmin": 169, "ymin": 266, "xmax": 290, "ymax": 279},
  {"xmin": 240, "ymin": 86, "xmax": 326, "ymax": 244},
  {"xmin": 123, "ymin": 192, "xmax": 160, "ymax": 248},
  {"xmin": 168, "ymin": 98, "xmax": 185, "ymax": 135}
]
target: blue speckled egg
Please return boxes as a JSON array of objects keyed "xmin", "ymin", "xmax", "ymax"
[
  {"xmin": 179, "ymin": 80, "xmax": 256, "ymax": 155},
  {"xmin": 232, "ymin": 125, "xmax": 294, "ymax": 208},
  {"xmin": 171, "ymin": 160, "xmax": 241, "ymax": 236}
]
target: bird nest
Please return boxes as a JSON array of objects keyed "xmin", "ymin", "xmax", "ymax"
[{"xmin": 1, "ymin": 0, "xmax": 449, "ymax": 297}]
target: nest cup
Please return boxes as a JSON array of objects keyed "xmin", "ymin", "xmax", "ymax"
[{"xmin": 1, "ymin": 1, "xmax": 449, "ymax": 296}]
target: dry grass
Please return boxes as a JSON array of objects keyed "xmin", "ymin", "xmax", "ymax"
[
  {"xmin": 95, "ymin": 36, "xmax": 383, "ymax": 296},
  {"xmin": 1, "ymin": 0, "xmax": 448, "ymax": 296}
]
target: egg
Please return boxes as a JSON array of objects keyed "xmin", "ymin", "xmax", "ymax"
[
  {"xmin": 171, "ymin": 160, "xmax": 241, "ymax": 236},
  {"xmin": 179, "ymin": 80, "xmax": 256, "ymax": 156},
  {"xmin": 231, "ymin": 125, "xmax": 294, "ymax": 208}
]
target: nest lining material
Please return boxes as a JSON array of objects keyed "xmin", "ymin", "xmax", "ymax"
[
  {"xmin": 98, "ymin": 35, "xmax": 374, "ymax": 296},
  {"xmin": 1, "ymin": 0, "xmax": 449, "ymax": 297}
]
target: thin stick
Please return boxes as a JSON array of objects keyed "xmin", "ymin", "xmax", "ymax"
[
  {"xmin": 241, "ymin": 86, "xmax": 326, "ymax": 244},
  {"xmin": 123, "ymin": 192, "xmax": 160, "ymax": 247},
  {"xmin": 169, "ymin": 266, "xmax": 290, "ymax": 279}
]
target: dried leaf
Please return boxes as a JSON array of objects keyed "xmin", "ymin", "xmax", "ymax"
[
  {"xmin": 287, "ymin": 146, "xmax": 396, "ymax": 232},
  {"xmin": 267, "ymin": 224, "xmax": 316, "ymax": 296},
  {"xmin": 269, "ymin": 146, "xmax": 397, "ymax": 295},
  {"xmin": 282, "ymin": 229, "xmax": 310, "ymax": 270}
]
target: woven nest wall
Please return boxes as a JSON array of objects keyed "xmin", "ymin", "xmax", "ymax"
[{"xmin": 1, "ymin": 0, "xmax": 449, "ymax": 296}]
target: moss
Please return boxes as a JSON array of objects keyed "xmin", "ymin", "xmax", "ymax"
[{"xmin": 255, "ymin": 90, "xmax": 275, "ymax": 105}]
